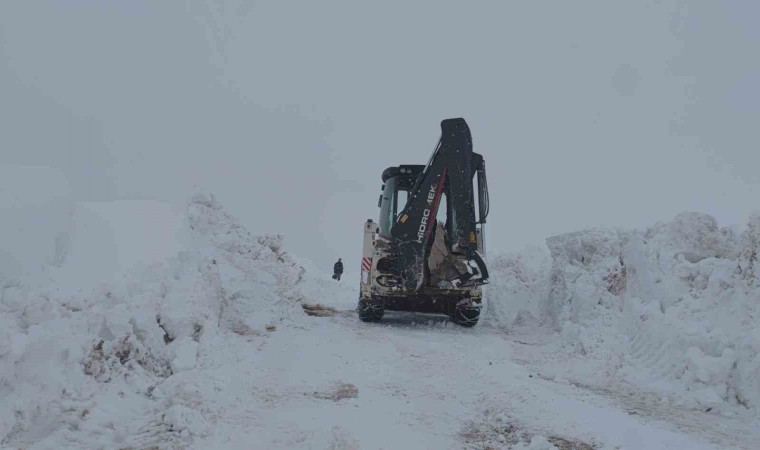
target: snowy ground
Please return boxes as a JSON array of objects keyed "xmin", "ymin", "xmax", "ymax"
[
  {"xmin": 2, "ymin": 194, "xmax": 758, "ymax": 449},
  {"xmin": 177, "ymin": 311, "xmax": 760, "ymax": 450}
]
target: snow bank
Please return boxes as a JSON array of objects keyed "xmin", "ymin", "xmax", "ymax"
[
  {"xmin": 488, "ymin": 211, "xmax": 760, "ymax": 416},
  {"xmin": 0, "ymin": 192, "xmax": 307, "ymax": 447},
  {"xmin": 484, "ymin": 246, "xmax": 551, "ymax": 327},
  {"xmin": 617, "ymin": 213, "xmax": 760, "ymax": 413}
]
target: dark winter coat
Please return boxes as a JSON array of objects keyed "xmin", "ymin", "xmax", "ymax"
[{"xmin": 333, "ymin": 260, "xmax": 344, "ymax": 274}]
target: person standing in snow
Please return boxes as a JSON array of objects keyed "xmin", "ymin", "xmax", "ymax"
[{"xmin": 333, "ymin": 258, "xmax": 343, "ymax": 281}]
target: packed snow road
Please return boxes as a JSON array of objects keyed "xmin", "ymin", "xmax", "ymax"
[{"xmin": 177, "ymin": 308, "xmax": 757, "ymax": 450}]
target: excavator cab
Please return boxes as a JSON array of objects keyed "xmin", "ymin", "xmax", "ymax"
[
  {"xmin": 359, "ymin": 118, "xmax": 490, "ymax": 326},
  {"xmin": 378, "ymin": 165, "xmax": 424, "ymax": 239}
]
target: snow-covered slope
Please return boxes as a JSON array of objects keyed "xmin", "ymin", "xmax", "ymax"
[
  {"xmin": 0, "ymin": 192, "xmax": 324, "ymax": 448},
  {"xmin": 487, "ymin": 211, "xmax": 760, "ymax": 417}
]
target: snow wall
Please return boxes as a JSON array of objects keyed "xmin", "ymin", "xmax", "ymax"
[
  {"xmin": 486, "ymin": 211, "xmax": 760, "ymax": 416},
  {"xmin": 0, "ymin": 192, "xmax": 320, "ymax": 447}
]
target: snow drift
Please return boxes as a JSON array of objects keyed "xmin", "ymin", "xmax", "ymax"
[
  {"xmin": 487, "ymin": 211, "xmax": 760, "ymax": 416},
  {"xmin": 0, "ymin": 192, "xmax": 310, "ymax": 448}
]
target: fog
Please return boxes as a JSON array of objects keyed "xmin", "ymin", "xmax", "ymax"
[{"xmin": 2, "ymin": 0, "xmax": 759, "ymax": 275}]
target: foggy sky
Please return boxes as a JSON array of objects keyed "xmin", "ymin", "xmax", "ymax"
[{"xmin": 2, "ymin": 0, "xmax": 759, "ymax": 273}]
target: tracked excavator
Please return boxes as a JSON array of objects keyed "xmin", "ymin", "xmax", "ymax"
[{"xmin": 358, "ymin": 118, "xmax": 490, "ymax": 327}]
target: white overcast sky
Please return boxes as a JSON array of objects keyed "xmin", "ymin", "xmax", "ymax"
[{"xmin": 1, "ymin": 1, "xmax": 759, "ymax": 273}]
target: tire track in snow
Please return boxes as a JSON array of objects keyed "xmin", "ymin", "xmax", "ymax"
[
  {"xmin": 325, "ymin": 311, "xmax": 750, "ymax": 449},
  {"xmin": 500, "ymin": 326, "xmax": 760, "ymax": 450}
]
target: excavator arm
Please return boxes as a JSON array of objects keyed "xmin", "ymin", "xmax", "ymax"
[{"xmin": 391, "ymin": 118, "xmax": 489, "ymax": 292}]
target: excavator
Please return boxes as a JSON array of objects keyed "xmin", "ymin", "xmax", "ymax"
[{"xmin": 358, "ymin": 118, "xmax": 490, "ymax": 326}]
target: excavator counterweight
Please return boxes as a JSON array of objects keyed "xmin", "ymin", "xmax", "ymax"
[{"xmin": 358, "ymin": 118, "xmax": 490, "ymax": 327}]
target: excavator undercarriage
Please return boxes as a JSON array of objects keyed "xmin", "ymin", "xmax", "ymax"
[{"xmin": 358, "ymin": 118, "xmax": 489, "ymax": 327}]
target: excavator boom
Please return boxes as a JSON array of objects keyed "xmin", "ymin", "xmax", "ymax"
[{"xmin": 391, "ymin": 118, "xmax": 489, "ymax": 292}]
